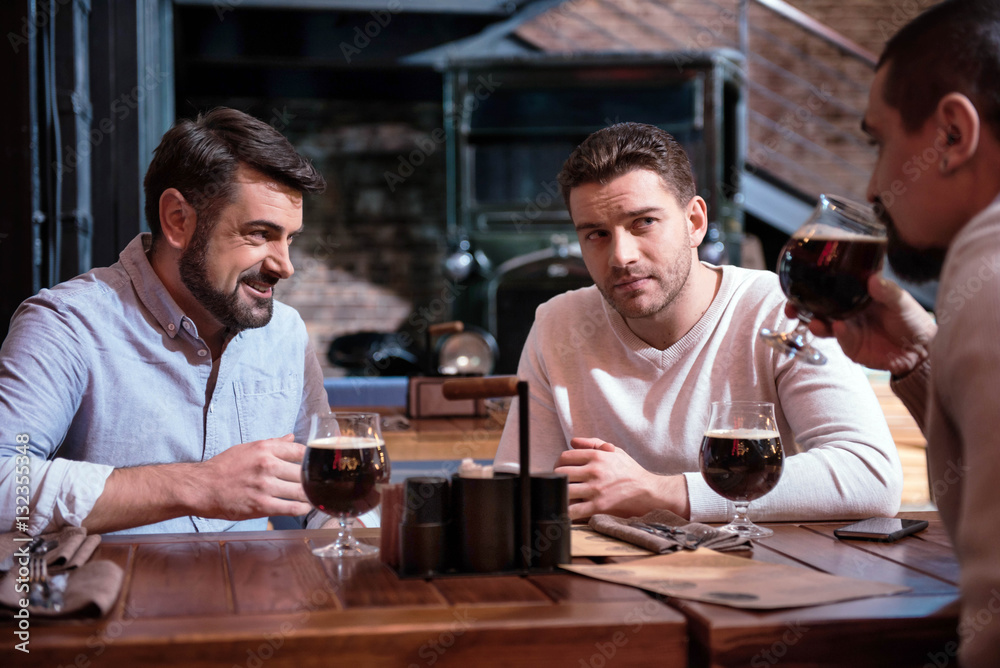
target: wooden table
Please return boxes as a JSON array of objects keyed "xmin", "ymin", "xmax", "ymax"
[
  {"xmin": 14, "ymin": 529, "xmax": 686, "ymax": 668},
  {"xmin": 665, "ymin": 511, "xmax": 959, "ymax": 667},
  {"xmin": 9, "ymin": 513, "xmax": 957, "ymax": 668}
]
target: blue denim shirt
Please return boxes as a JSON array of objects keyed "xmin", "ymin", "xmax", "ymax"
[{"xmin": 0, "ymin": 234, "xmax": 328, "ymax": 534}]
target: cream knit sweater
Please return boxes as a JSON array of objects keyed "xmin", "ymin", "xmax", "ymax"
[{"xmin": 495, "ymin": 264, "xmax": 902, "ymax": 522}]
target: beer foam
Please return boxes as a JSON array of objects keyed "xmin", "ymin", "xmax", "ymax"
[
  {"xmin": 307, "ymin": 436, "xmax": 384, "ymax": 449},
  {"xmin": 704, "ymin": 429, "xmax": 781, "ymax": 440},
  {"xmin": 792, "ymin": 223, "xmax": 885, "ymax": 242}
]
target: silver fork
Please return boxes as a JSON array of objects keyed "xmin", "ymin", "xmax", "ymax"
[
  {"xmin": 632, "ymin": 522, "xmax": 705, "ymax": 550},
  {"xmin": 28, "ymin": 551, "xmax": 50, "ymax": 607},
  {"xmin": 27, "ymin": 541, "xmax": 62, "ymax": 610}
]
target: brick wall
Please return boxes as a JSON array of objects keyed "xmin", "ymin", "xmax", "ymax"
[
  {"xmin": 748, "ymin": 0, "xmax": 944, "ymax": 198},
  {"xmin": 270, "ymin": 98, "xmax": 449, "ymax": 378},
  {"xmin": 263, "ymin": 1, "xmax": 947, "ymax": 378}
]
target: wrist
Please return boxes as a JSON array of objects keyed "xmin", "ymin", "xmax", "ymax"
[
  {"xmin": 168, "ymin": 462, "xmax": 210, "ymax": 517},
  {"xmin": 648, "ymin": 473, "xmax": 690, "ymax": 520}
]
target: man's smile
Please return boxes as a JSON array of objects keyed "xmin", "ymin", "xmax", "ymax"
[{"xmin": 240, "ymin": 276, "xmax": 277, "ymax": 299}]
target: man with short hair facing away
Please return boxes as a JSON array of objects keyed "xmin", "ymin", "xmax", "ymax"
[{"xmin": 794, "ymin": 3, "xmax": 1000, "ymax": 666}]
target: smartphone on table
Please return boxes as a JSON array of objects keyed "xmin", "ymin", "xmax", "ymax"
[{"xmin": 833, "ymin": 517, "xmax": 929, "ymax": 542}]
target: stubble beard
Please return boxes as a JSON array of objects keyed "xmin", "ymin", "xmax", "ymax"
[
  {"xmin": 876, "ymin": 198, "xmax": 947, "ymax": 283},
  {"xmin": 597, "ymin": 250, "xmax": 692, "ymax": 320},
  {"xmin": 178, "ymin": 223, "xmax": 275, "ymax": 332}
]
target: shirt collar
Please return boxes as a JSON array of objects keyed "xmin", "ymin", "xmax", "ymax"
[{"xmin": 118, "ymin": 233, "xmax": 192, "ymax": 339}]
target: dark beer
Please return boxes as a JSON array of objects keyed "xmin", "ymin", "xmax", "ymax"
[
  {"xmin": 778, "ymin": 235, "xmax": 886, "ymax": 319},
  {"xmin": 302, "ymin": 437, "xmax": 390, "ymax": 517},
  {"xmin": 700, "ymin": 429, "xmax": 783, "ymax": 502}
]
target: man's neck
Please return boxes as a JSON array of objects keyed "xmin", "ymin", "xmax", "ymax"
[
  {"xmin": 624, "ymin": 261, "xmax": 722, "ymax": 351},
  {"xmin": 148, "ymin": 245, "xmax": 230, "ymax": 358}
]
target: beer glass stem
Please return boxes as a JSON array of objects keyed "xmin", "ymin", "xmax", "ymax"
[
  {"xmin": 334, "ymin": 515, "xmax": 357, "ymax": 551},
  {"xmin": 759, "ymin": 311, "xmax": 828, "ymax": 365},
  {"xmin": 731, "ymin": 501, "xmax": 751, "ymax": 529}
]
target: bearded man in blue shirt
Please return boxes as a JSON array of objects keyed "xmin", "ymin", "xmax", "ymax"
[{"xmin": 0, "ymin": 108, "xmax": 332, "ymax": 534}]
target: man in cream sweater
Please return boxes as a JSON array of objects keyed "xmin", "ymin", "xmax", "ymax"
[{"xmin": 494, "ymin": 122, "xmax": 903, "ymax": 525}]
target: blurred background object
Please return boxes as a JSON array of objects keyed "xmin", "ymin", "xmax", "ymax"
[{"xmin": 2, "ymin": 0, "xmax": 940, "ymax": 371}]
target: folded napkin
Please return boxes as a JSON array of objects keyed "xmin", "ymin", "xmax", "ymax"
[
  {"xmin": 589, "ymin": 509, "xmax": 753, "ymax": 553},
  {"xmin": 0, "ymin": 527, "xmax": 123, "ymax": 618},
  {"xmin": 0, "ymin": 527, "xmax": 102, "ymax": 571}
]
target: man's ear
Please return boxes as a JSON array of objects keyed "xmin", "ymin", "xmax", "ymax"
[
  {"xmin": 158, "ymin": 188, "xmax": 198, "ymax": 250},
  {"xmin": 686, "ymin": 196, "xmax": 710, "ymax": 247},
  {"xmin": 935, "ymin": 93, "xmax": 980, "ymax": 174}
]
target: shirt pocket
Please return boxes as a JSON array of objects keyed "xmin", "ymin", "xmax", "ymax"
[{"xmin": 234, "ymin": 375, "xmax": 303, "ymax": 444}]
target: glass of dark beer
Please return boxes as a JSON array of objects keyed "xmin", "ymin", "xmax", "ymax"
[
  {"xmin": 759, "ymin": 194, "xmax": 886, "ymax": 364},
  {"xmin": 700, "ymin": 401, "xmax": 784, "ymax": 539},
  {"xmin": 302, "ymin": 412, "xmax": 391, "ymax": 558}
]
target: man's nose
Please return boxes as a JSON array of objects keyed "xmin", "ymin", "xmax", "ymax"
[
  {"xmin": 609, "ymin": 230, "xmax": 640, "ymax": 267},
  {"xmin": 265, "ymin": 241, "xmax": 294, "ymax": 280}
]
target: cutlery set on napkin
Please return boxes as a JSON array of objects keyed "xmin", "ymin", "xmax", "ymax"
[
  {"xmin": 588, "ymin": 508, "xmax": 754, "ymax": 553},
  {"xmin": 0, "ymin": 527, "xmax": 123, "ymax": 618}
]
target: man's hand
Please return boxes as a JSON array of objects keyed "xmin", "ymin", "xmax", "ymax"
[
  {"xmin": 787, "ymin": 275, "xmax": 937, "ymax": 377},
  {"xmin": 84, "ymin": 434, "xmax": 312, "ymax": 533},
  {"xmin": 192, "ymin": 434, "xmax": 312, "ymax": 521},
  {"xmin": 555, "ymin": 438, "xmax": 690, "ymax": 521}
]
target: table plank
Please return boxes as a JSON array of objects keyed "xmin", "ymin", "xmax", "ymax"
[
  {"xmin": 804, "ymin": 525, "xmax": 961, "ymax": 586},
  {"xmin": 530, "ymin": 570, "xmax": 660, "ymax": 604},
  {"xmin": 310, "ymin": 546, "xmax": 448, "ymax": 608},
  {"xmin": 758, "ymin": 525, "xmax": 957, "ymax": 594},
  {"xmin": 225, "ymin": 539, "xmax": 343, "ymax": 614},
  {"xmin": 897, "ymin": 513, "xmax": 954, "ymax": 548},
  {"xmin": 22, "ymin": 601, "xmax": 687, "ymax": 668},
  {"xmin": 433, "ymin": 575, "xmax": 552, "ymax": 606},
  {"xmin": 127, "ymin": 541, "xmax": 230, "ymax": 617},
  {"xmin": 679, "ymin": 594, "xmax": 958, "ymax": 668}
]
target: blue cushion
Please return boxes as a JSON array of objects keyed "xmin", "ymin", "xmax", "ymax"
[{"xmin": 324, "ymin": 376, "xmax": 409, "ymax": 407}]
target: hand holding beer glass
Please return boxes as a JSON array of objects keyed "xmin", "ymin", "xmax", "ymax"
[
  {"xmin": 700, "ymin": 402, "xmax": 784, "ymax": 539},
  {"xmin": 302, "ymin": 412, "xmax": 390, "ymax": 558},
  {"xmin": 760, "ymin": 194, "xmax": 887, "ymax": 364}
]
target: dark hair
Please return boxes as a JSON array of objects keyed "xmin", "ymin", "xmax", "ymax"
[
  {"xmin": 143, "ymin": 107, "xmax": 326, "ymax": 239},
  {"xmin": 557, "ymin": 122, "xmax": 697, "ymax": 212},
  {"xmin": 878, "ymin": 0, "xmax": 1000, "ymax": 138}
]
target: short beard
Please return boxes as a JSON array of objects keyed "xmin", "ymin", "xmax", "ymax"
[
  {"xmin": 178, "ymin": 220, "xmax": 275, "ymax": 332},
  {"xmin": 597, "ymin": 250, "xmax": 692, "ymax": 320},
  {"xmin": 876, "ymin": 199, "xmax": 947, "ymax": 283}
]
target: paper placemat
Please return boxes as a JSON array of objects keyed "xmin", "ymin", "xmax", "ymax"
[{"xmin": 561, "ymin": 548, "xmax": 910, "ymax": 609}]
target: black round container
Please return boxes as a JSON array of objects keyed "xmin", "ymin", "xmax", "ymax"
[
  {"xmin": 398, "ymin": 477, "xmax": 451, "ymax": 577},
  {"xmin": 451, "ymin": 472, "xmax": 518, "ymax": 573},
  {"xmin": 530, "ymin": 473, "xmax": 571, "ymax": 569}
]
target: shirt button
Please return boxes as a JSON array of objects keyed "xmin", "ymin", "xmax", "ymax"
[
  {"xmin": 198, "ymin": 349, "xmax": 208, "ymax": 357},
  {"xmin": 168, "ymin": 324, "xmax": 176, "ymax": 332},
  {"xmin": 183, "ymin": 321, "xmax": 192, "ymax": 331}
]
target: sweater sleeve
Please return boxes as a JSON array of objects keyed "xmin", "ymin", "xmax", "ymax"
[
  {"xmin": 493, "ymin": 322, "xmax": 570, "ymax": 474},
  {"xmin": 681, "ymin": 285, "xmax": 904, "ymax": 524},
  {"xmin": 708, "ymin": 334, "xmax": 903, "ymax": 523},
  {"xmin": 889, "ymin": 360, "xmax": 930, "ymax": 432}
]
